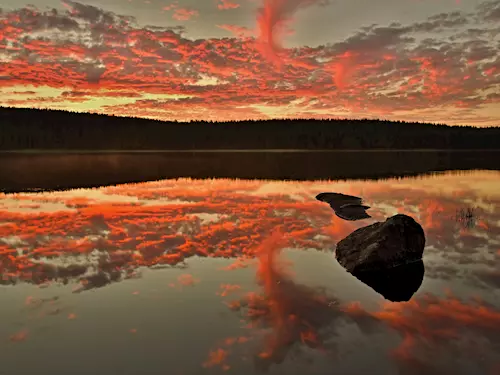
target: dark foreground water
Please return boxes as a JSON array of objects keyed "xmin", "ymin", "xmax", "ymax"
[{"xmin": 1, "ymin": 159, "xmax": 500, "ymax": 374}]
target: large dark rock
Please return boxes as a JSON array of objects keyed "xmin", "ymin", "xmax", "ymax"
[{"xmin": 336, "ymin": 214, "xmax": 425, "ymax": 273}]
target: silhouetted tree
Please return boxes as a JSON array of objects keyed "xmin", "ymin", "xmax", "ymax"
[{"xmin": 0, "ymin": 107, "xmax": 499, "ymax": 150}]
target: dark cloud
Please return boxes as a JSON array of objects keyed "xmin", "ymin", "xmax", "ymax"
[
  {"xmin": 412, "ymin": 11, "xmax": 469, "ymax": 32},
  {"xmin": 477, "ymin": 0, "xmax": 500, "ymax": 22}
]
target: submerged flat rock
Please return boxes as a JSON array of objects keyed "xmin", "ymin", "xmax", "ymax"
[
  {"xmin": 316, "ymin": 192, "xmax": 371, "ymax": 221},
  {"xmin": 316, "ymin": 192, "xmax": 363, "ymax": 209},
  {"xmin": 335, "ymin": 204, "xmax": 372, "ymax": 221}
]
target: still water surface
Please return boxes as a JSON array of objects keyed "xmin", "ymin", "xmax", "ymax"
[{"xmin": 1, "ymin": 170, "xmax": 500, "ymax": 375}]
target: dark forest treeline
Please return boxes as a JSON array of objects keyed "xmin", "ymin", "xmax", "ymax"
[{"xmin": 1, "ymin": 107, "xmax": 499, "ymax": 150}]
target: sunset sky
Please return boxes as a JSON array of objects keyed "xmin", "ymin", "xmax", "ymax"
[{"xmin": 0, "ymin": 0, "xmax": 499, "ymax": 125}]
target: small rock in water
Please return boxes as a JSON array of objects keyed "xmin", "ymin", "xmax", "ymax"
[
  {"xmin": 315, "ymin": 192, "xmax": 363, "ymax": 210},
  {"xmin": 316, "ymin": 192, "xmax": 371, "ymax": 221}
]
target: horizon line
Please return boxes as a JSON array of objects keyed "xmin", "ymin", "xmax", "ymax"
[{"xmin": 2, "ymin": 106, "xmax": 499, "ymax": 129}]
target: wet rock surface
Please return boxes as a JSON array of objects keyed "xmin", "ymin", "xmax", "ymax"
[{"xmin": 336, "ymin": 214, "xmax": 426, "ymax": 274}]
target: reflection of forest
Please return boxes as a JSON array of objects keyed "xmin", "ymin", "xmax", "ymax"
[
  {"xmin": 1, "ymin": 107, "xmax": 500, "ymax": 150},
  {"xmin": 2, "ymin": 151, "xmax": 500, "ymax": 193}
]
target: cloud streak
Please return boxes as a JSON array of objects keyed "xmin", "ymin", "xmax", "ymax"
[{"xmin": 256, "ymin": 0, "xmax": 329, "ymax": 64}]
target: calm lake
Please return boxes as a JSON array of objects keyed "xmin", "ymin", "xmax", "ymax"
[{"xmin": 1, "ymin": 152, "xmax": 500, "ymax": 375}]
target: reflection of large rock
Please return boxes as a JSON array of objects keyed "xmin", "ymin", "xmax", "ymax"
[
  {"xmin": 336, "ymin": 214, "xmax": 425, "ymax": 273},
  {"xmin": 353, "ymin": 260, "xmax": 425, "ymax": 302}
]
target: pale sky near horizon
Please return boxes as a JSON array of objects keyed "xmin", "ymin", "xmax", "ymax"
[{"xmin": 0, "ymin": 0, "xmax": 499, "ymax": 125}]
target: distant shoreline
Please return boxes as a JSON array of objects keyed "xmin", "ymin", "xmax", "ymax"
[
  {"xmin": 2, "ymin": 149, "xmax": 500, "ymax": 154},
  {"xmin": 2, "ymin": 108, "xmax": 499, "ymax": 151}
]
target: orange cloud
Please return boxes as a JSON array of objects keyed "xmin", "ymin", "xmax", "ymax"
[
  {"xmin": 217, "ymin": 0, "xmax": 240, "ymax": 10},
  {"xmin": 172, "ymin": 7, "xmax": 199, "ymax": 21},
  {"xmin": 9, "ymin": 329, "xmax": 29, "ymax": 342},
  {"xmin": 203, "ymin": 348, "xmax": 231, "ymax": 370},
  {"xmin": 216, "ymin": 24, "xmax": 254, "ymax": 37}
]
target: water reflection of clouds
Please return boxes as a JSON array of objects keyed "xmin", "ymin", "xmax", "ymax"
[
  {"xmin": 212, "ymin": 231, "xmax": 500, "ymax": 374},
  {"xmin": 1, "ymin": 171, "xmax": 500, "ymax": 374},
  {"xmin": 0, "ymin": 172, "xmax": 499, "ymax": 292},
  {"xmin": 345, "ymin": 295, "xmax": 500, "ymax": 375}
]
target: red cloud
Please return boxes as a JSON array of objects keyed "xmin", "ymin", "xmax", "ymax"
[
  {"xmin": 172, "ymin": 7, "xmax": 199, "ymax": 21},
  {"xmin": 217, "ymin": 0, "xmax": 240, "ymax": 10},
  {"xmin": 162, "ymin": 2, "xmax": 178, "ymax": 11},
  {"xmin": 162, "ymin": 2, "xmax": 198, "ymax": 21},
  {"xmin": 256, "ymin": 0, "xmax": 329, "ymax": 65},
  {"xmin": 216, "ymin": 24, "xmax": 254, "ymax": 37}
]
